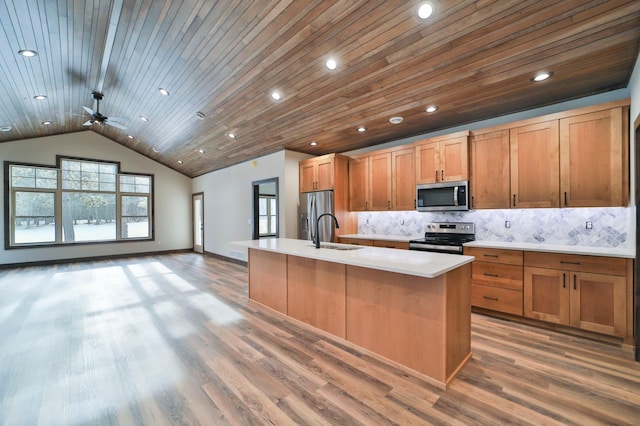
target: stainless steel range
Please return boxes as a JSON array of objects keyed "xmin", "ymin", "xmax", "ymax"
[{"xmin": 409, "ymin": 222, "xmax": 475, "ymax": 254}]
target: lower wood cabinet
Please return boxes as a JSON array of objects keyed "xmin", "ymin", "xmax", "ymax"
[
  {"xmin": 464, "ymin": 247, "xmax": 523, "ymax": 315},
  {"xmin": 338, "ymin": 237, "xmax": 408, "ymax": 249},
  {"xmin": 524, "ymin": 252, "xmax": 629, "ymax": 338}
]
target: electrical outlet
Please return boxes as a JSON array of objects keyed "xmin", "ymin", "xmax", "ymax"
[
  {"xmin": 586, "ymin": 221, "xmax": 593, "ymax": 229},
  {"xmin": 505, "ymin": 220, "xmax": 511, "ymax": 228}
]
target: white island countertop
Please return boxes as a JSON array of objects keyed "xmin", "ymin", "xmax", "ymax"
[{"xmin": 232, "ymin": 238, "xmax": 474, "ymax": 279}]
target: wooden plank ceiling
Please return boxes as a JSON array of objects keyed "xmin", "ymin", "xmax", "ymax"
[{"xmin": 0, "ymin": 0, "xmax": 639, "ymax": 177}]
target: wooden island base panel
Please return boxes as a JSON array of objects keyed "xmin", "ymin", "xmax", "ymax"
[{"xmin": 248, "ymin": 248, "xmax": 472, "ymax": 388}]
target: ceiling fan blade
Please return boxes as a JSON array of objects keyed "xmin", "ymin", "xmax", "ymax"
[
  {"xmin": 107, "ymin": 116, "xmax": 128, "ymax": 123},
  {"xmin": 106, "ymin": 120, "xmax": 127, "ymax": 130},
  {"xmin": 83, "ymin": 120, "xmax": 94, "ymax": 126},
  {"xmin": 82, "ymin": 106, "xmax": 95, "ymax": 115}
]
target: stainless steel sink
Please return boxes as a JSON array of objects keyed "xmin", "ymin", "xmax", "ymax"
[{"xmin": 307, "ymin": 243, "xmax": 363, "ymax": 251}]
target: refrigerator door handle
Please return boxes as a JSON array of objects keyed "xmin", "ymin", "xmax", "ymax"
[{"xmin": 309, "ymin": 195, "xmax": 316, "ymax": 242}]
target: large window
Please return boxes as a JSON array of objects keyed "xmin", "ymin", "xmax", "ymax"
[
  {"xmin": 6, "ymin": 157, "xmax": 153, "ymax": 248},
  {"xmin": 258, "ymin": 195, "xmax": 277, "ymax": 237}
]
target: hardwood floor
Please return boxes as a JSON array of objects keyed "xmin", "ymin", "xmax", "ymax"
[{"xmin": 0, "ymin": 253, "xmax": 638, "ymax": 425}]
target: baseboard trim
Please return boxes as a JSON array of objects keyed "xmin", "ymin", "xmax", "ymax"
[{"xmin": 203, "ymin": 250, "xmax": 248, "ymax": 267}]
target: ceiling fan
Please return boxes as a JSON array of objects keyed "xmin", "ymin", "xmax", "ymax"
[{"xmin": 82, "ymin": 92, "xmax": 128, "ymax": 130}]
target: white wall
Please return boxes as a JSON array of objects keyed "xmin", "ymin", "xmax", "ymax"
[
  {"xmin": 192, "ymin": 149, "xmax": 311, "ymax": 260},
  {"xmin": 0, "ymin": 131, "xmax": 192, "ymax": 265}
]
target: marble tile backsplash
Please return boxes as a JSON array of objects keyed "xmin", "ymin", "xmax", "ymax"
[{"xmin": 358, "ymin": 207, "xmax": 632, "ymax": 248}]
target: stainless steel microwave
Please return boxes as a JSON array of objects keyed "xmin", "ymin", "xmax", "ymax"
[{"xmin": 416, "ymin": 180, "xmax": 469, "ymax": 212}]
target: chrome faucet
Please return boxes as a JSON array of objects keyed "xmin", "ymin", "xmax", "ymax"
[{"xmin": 315, "ymin": 213, "xmax": 340, "ymax": 248}]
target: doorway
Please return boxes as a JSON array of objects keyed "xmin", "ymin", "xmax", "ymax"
[
  {"xmin": 252, "ymin": 178, "xmax": 279, "ymax": 240},
  {"xmin": 193, "ymin": 192, "xmax": 204, "ymax": 253}
]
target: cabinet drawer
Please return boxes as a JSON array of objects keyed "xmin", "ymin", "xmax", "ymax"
[
  {"xmin": 373, "ymin": 240, "xmax": 409, "ymax": 250},
  {"xmin": 471, "ymin": 262, "xmax": 523, "ymax": 290},
  {"xmin": 472, "ymin": 284, "xmax": 523, "ymax": 316},
  {"xmin": 464, "ymin": 247, "xmax": 523, "ymax": 265},
  {"xmin": 338, "ymin": 237, "xmax": 374, "ymax": 246},
  {"xmin": 524, "ymin": 252, "xmax": 627, "ymax": 276}
]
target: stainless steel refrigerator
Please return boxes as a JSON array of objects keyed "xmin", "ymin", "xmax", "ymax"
[{"xmin": 299, "ymin": 190, "xmax": 335, "ymax": 243}]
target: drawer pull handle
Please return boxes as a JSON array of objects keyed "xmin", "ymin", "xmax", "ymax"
[
  {"xmin": 484, "ymin": 254, "xmax": 499, "ymax": 258},
  {"xmin": 560, "ymin": 261, "xmax": 581, "ymax": 265},
  {"xmin": 563, "ymin": 273, "xmax": 566, "ymax": 288},
  {"xmin": 483, "ymin": 273, "xmax": 499, "ymax": 277},
  {"xmin": 483, "ymin": 296, "xmax": 499, "ymax": 301},
  {"xmin": 573, "ymin": 274, "xmax": 577, "ymax": 290}
]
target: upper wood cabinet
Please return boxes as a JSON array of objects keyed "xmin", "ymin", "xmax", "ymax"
[
  {"xmin": 510, "ymin": 120, "xmax": 560, "ymax": 208},
  {"xmin": 470, "ymin": 100, "xmax": 629, "ymax": 210},
  {"xmin": 469, "ymin": 129, "xmax": 510, "ymax": 209},
  {"xmin": 348, "ymin": 156, "xmax": 369, "ymax": 211},
  {"xmin": 415, "ymin": 131, "xmax": 469, "ymax": 184},
  {"xmin": 369, "ymin": 152, "xmax": 392, "ymax": 211},
  {"xmin": 349, "ymin": 148, "xmax": 414, "ymax": 211},
  {"xmin": 560, "ymin": 107, "xmax": 626, "ymax": 207},
  {"xmin": 391, "ymin": 148, "xmax": 416, "ymax": 210},
  {"xmin": 299, "ymin": 154, "xmax": 336, "ymax": 192}
]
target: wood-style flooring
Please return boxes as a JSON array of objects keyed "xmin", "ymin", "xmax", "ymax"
[{"xmin": 0, "ymin": 252, "xmax": 638, "ymax": 425}]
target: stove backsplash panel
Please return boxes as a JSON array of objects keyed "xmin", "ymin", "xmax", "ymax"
[{"xmin": 357, "ymin": 207, "xmax": 631, "ymax": 248}]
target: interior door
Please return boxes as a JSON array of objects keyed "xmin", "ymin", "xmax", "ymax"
[{"xmin": 193, "ymin": 193, "xmax": 204, "ymax": 253}]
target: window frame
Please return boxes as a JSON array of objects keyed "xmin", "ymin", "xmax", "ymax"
[{"xmin": 4, "ymin": 156, "xmax": 154, "ymax": 249}]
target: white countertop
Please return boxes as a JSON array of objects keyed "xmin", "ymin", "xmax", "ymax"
[
  {"xmin": 232, "ymin": 238, "xmax": 474, "ymax": 279},
  {"xmin": 464, "ymin": 240, "xmax": 635, "ymax": 259}
]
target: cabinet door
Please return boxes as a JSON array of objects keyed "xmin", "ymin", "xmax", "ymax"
[
  {"xmin": 349, "ymin": 157, "xmax": 369, "ymax": 211},
  {"xmin": 470, "ymin": 129, "xmax": 510, "ymax": 209},
  {"xmin": 315, "ymin": 156, "xmax": 335, "ymax": 190},
  {"xmin": 415, "ymin": 141, "xmax": 439, "ymax": 184},
  {"xmin": 369, "ymin": 153, "xmax": 392, "ymax": 210},
  {"xmin": 560, "ymin": 108, "xmax": 624, "ymax": 207},
  {"xmin": 569, "ymin": 272, "xmax": 626, "ymax": 337},
  {"xmin": 510, "ymin": 121, "xmax": 559, "ymax": 208},
  {"xmin": 299, "ymin": 160, "xmax": 317, "ymax": 193},
  {"xmin": 391, "ymin": 148, "xmax": 415, "ymax": 210},
  {"xmin": 440, "ymin": 136, "xmax": 468, "ymax": 182},
  {"xmin": 523, "ymin": 267, "xmax": 569, "ymax": 325}
]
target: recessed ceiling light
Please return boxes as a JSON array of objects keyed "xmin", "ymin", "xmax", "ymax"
[
  {"xmin": 228, "ymin": 132, "xmax": 236, "ymax": 139},
  {"xmin": 127, "ymin": 134, "xmax": 134, "ymax": 139},
  {"xmin": 152, "ymin": 148, "xmax": 159, "ymax": 153},
  {"xmin": 158, "ymin": 88, "xmax": 170, "ymax": 96},
  {"xmin": 531, "ymin": 71, "xmax": 553, "ymax": 82},
  {"xmin": 139, "ymin": 115, "xmax": 149, "ymax": 122},
  {"xmin": 271, "ymin": 91, "xmax": 281, "ymax": 101},
  {"xmin": 33, "ymin": 95, "xmax": 47, "ymax": 100},
  {"xmin": 326, "ymin": 58, "xmax": 337, "ymax": 70},
  {"xmin": 0, "ymin": 126, "xmax": 11, "ymax": 132},
  {"xmin": 417, "ymin": 2, "xmax": 433, "ymax": 20},
  {"xmin": 357, "ymin": 126, "xmax": 367, "ymax": 132},
  {"xmin": 18, "ymin": 49, "xmax": 37, "ymax": 57},
  {"xmin": 195, "ymin": 112, "xmax": 205, "ymax": 120},
  {"xmin": 310, "ymin": 141, "xmax": 318, "ymax": 146},
  {"xmin": 42, "ymin": 121, "xmax": 53, "ymax": 125},
  {"xmin": 425, "ymin": 105, "xmax": 438, "ymax": 113},
  {"xmin": 198, "ymin": 149, "xmax": 205, "ymax": 154},
  {"xmin": 177, "ymin": 160, "xmax": 183, "ymax": 164},
  {"xmin": 389, "ymin": 116, "xmax": 403, "ymax": 124}
]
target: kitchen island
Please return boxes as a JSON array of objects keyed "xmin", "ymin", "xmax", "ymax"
[{"xmin": 233, "ymin": 238, "xmax": 474, "ymax": 387}]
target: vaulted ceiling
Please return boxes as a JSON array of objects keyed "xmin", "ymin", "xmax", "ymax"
[{"xmin": 1, "ymin": 0, "xmax": 639, "ymax": 177}]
